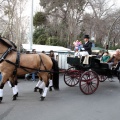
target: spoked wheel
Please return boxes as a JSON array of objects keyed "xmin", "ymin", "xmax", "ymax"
[
  {"xmin": 99, "ymin": 75, "xmax": 107, "ymax": 82},
  {"xmin": 79, "ymin": 70, "xmax": 99, "ymax": 95},
  {"xmin": 64, "ymin": 67, "xmax": 82, "ymax": 87}
]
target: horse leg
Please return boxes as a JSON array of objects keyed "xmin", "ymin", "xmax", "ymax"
[
  {"xmin": 40, "ymin": 75, "xmax": 49, "ymax": 101},
  {"xmin": 34, "ymin": 79, "xmax": 42, "ymax": 92},
  {"xmin": 38, "ymin": 80, "xmax": 45, "ymax": 94},
  {"xmin": 7, "ymin": 80, "xmax": 12, "ymax": 88},
  {"xmin": 49, "ymin": 73, "xmax": 53, "ymax": 91},
  {"xmin": 0, "ymin": 82, "xmax": 5, "ymax": 103},
  {"xmin": 6, "ymin": 77, "xmax": 18, "ymax": 97},
  {"xmin": 0, "ymin": 73, "xmax": 9, "ymax": 103},
  {"xmin": 10, "ymin": 78, "xmax": 18, "ymax": 101},
  {"xmin": 14, "ymin": 77, "xmax": 19, "ymax": 97}
]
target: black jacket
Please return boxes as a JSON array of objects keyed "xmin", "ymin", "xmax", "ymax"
[{"xmin": 83, "ymin": 41, "xmax": 92, "ymax": 55}]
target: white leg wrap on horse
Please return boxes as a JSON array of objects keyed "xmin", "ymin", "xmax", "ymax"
[
  {"xmin": 12, "ymin": 87, "xmax": 17, "ymax": 95},
  {"xmin": 15, "ymin": 85, "xmax": 18, "ymax": 93},
  {"xmin": 49, "ymin": 80, "xmax": 53, "ymax": 87},
  {"xmin": 39, "ymin": 81, "xmax": 45, "ymax": 89},
  {"xmin": 42, "ymin": 87, "xmax": 48, "ymax": 97},
  {"xmin": 36, "ymin": 80, "xmax": 41, "ymax": 87},
  {"xmin": 0, "ymin": 89, "xmax": 3, "ymax": 97},
  {"xmin": 7, "ymin": 81, "xmax": 12, "ymax": 88}
]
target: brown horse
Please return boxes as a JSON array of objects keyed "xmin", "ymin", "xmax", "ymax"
[{"xmin": 0, "ymin": 38, "xmax": 59, "ymax": 102}]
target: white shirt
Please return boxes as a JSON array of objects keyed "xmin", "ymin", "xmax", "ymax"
[
  {"xmin": 79, "ymin": 51, "xmax": 89, "ymax": 56},
  {"xmin": 85, "ymin": 41, "xmax": 88, "ymax": 44},
  {"xmin": 74, "ymin": 52, "xmax": 80, "ymax": 57}
]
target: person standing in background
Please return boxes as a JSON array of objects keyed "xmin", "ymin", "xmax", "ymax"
[
  {"xmin": 49, "ymin": 50, "xmax": 59, "ymax": 90},
  {"xmin": 49, "ymin": 50, "xmax": 55, "ymax": 59},
  {"xmin": 31, "ymin": 49, "xmax": 36, "ymax": 81}
]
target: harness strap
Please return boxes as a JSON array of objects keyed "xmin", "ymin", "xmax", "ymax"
[
  {"xmin": 39, "ymin": 54, "xmax": 47, "ymax": 70},
  {"xmin": 4, "ymin": 59, "xmax": 59, "ymax": 73},
  {"xmin": 13, "ymin": 52, "xmax": 20, "ymax": 76},
  {"xmin": 4, "ymin": 54, "xmax": 59, "ymax": 74}
]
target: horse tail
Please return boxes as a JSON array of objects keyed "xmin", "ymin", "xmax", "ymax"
[{"xmin": 51, "ymin": 58, "xmax": 59, "ymax": 90}]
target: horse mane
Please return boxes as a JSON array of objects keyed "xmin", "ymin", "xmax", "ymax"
[{"xmin": 0, "ymin": 37, "xmax": 17, "ymax": 49}]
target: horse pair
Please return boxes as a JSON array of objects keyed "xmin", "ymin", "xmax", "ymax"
[{"xmin": 0, "ymin": 37, "xmax": 59, "ymax": 103}]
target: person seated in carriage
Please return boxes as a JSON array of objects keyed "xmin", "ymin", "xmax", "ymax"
[
  {"xmin": 74, "ymin": 48, "xmax": 80, "ymax": 58},
  {"xmin": 75, "ymin": 35, "xmax": 92, "ymax": 64},
  {"xmin": 107, "ymin": 49, "xmax": 120, "ymax": 70},
  {"xmin": 80, "ymin": 35, "xmax": 92, "ymax": 55},
  {"xmin": 96, "ymin": 50, "xmax": 104, "ymax": 59},
  {"xmin": 73, "ymin": 40, "xmax": 83, "ymax": 51},
  {"xmin": 100, "ymin": 51, "xmax": 110, "ymax": 63}
]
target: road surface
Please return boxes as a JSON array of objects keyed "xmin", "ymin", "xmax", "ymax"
[{"xmin": 0, "ymin": 75, "xmax": 120, "ymax": 120}]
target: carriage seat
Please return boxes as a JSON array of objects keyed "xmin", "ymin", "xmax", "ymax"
[
  {"xmin": 82, "ymin": 55, "xmax": 96, "ymax": 65},
  {"xmin": 100, "ymin": 63, "xmax": 109, "ymax": 69},
  {"xmin": 93, "ymin": 58, "xmax": 109, "ymax": 69}
]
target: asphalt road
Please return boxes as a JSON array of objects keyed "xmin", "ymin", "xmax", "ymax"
[{"xmin": 0, "ymin": 75, "xmax": 120, "ymax": 120}]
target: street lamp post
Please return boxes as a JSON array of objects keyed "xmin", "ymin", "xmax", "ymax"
[{"xmin": 29, "ymin": 0, "xmax": 33, "ymax": 50}]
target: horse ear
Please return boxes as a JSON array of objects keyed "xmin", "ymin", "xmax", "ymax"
[{"xmin": 1, "ymin": 38, "xmax": 16, "ymax": 49}]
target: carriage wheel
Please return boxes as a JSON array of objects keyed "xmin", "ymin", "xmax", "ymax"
[
  {"xmin": 79, "ymin": 70, "xmax": 99, "ymax": 95},
  {"xmin": 99, "ymin": 75, "xmax": 107, "ymax": 82},
  {"xmin": 64, "ymin": 67, "xmax": 80, "ymax": 87}
]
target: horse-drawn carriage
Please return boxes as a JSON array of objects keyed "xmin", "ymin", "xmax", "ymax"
[{"xmin": 64, "ymin": 56, "xmax": 120, "ymax": 95}]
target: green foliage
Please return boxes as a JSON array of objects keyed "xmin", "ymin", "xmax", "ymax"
[
  {"xmin": 95, "ymin": 42, "xmax": 104, "ymax": 48},
  {"xmin": 46, "ymin": 37, "xmax": 59, "ymax": 46},
  {"xmin": 109, "ymin": 45, "xmax": 120, "ymax": 50},
  {"xmin": 33, "ymin": 28, "xmax": 67, "ymax": 46},
  {"xmin": 33, "ymin": 12, "xmax": 47, "ymax": 27},
  {"xmin": 33, "ymin": 28, "xmax": 47, "ymax": 45}
]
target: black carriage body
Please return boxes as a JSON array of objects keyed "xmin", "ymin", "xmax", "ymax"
[
  {"xmin": 65, "ymin": 56, "xmax": 120, "ymax": 95},
  {"xmin": 67, "ymin": 56, "xmax": 113, "ymax": 77}
]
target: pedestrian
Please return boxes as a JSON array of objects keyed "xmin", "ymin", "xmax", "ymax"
[
  {"xmin": 49, "ymin": 50, "xmax": 59, "ymax": 90},
  {"xmin": 31, "ymin": 49, "xmax": 37, "ymax": 81},
  {"xmin": 41, "ymin": 51, "xmax": 45, "ymax": 54},
  {"xmin": 49, "ymin": 50, "xmax": 55, "ymax": 59}
]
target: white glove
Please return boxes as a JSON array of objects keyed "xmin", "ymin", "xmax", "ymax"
[{"xmin": 81, "ymin": 48, "xmax": 85, "ymax": 50}]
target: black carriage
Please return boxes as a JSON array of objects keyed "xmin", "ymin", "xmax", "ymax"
[{"xmin": 64, "ymin": 56, "xmax": 120, "ymax": 95}]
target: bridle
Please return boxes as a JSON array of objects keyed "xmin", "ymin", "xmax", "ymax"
[{"xmin": 0, "ymin": 47, "xmax": 14, "ymax": 63}]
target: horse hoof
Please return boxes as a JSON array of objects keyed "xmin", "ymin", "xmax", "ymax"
[
  {"xmin": 39, "ymin": 88, "xmax": 43, "ymax": 94},
  {"xmin": 40, "ymin": 96, "xmax": 45, "ymax": 101},
  {"xmin": 13, "ymin": 95, "xmax": 17, "ymax": 101},
  {"xmin": 34, "ymin": 87, "xmax": 38, "ymax": 92},
  {"xmin": 49, "ymin": 87, "xmax": 52, "ymax": 91},
  {"xmin": 16, "ymin": 92, "xmax": 18, "ymax": 97},
  {"xmin": 0, "ymin": 97, "xmax": 3, "ymax": 103}
]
